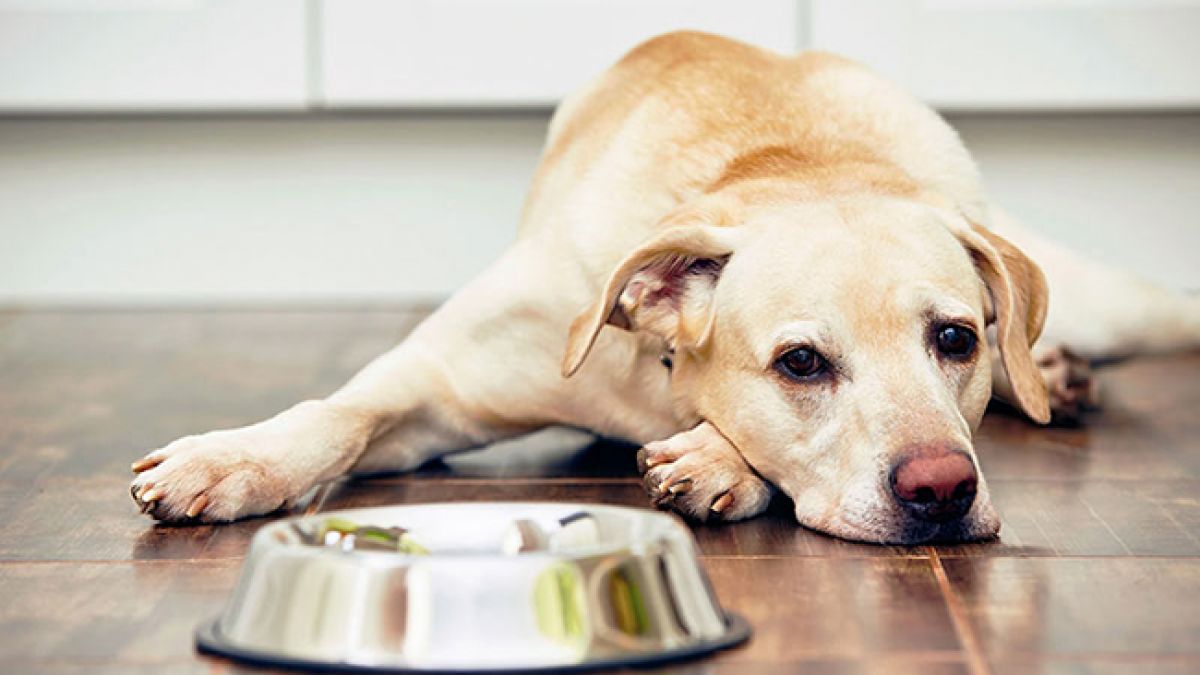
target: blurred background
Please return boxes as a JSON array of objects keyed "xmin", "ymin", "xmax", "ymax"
[{"xmin": 1, "ymin": 0, "xmax": 1197, "ymax": 306}]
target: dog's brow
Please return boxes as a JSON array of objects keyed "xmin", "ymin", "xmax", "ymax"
[
  {"xmin": 762, "ymin": 320, "xmax": 826, "ymax": 364},
  {"xmin": 906, "ymin": 282, "xmax": 975, "ymax": 322},
  {"xmin": 923, "ymin": 297, "xmax": 978, "ymax": 328}
]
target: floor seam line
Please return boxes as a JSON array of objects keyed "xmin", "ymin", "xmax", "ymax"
[{"xmin": 929, "ymin": 547, "xmax": 992, "ymax": 675}]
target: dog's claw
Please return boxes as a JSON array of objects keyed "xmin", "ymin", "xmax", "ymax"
[
  {"xmin": 710, "ymin": 492, "xmax": 733, "ymax": 514},
  {"xmin": 639, "ymin": 423, "xmax": 772, "ymax": 523},
  {"xmin": 131, "ymin": 454, "xmax": 163, "ymax": 473},
  {"xmin": 186, "ymin": 494, "xmax": 209, "ymax": 519},
  {"xmin": 665, "ymin": 478, "xmax": 693, "ymax": 495},
  {"xmin": 637, "ymin": 443, "xmax": 677, "ymax": 472},
  {"xmin": 651, "ymin": 487, "xmax": 675, "ymax": 507},
  {"xmin": 132, "ymin": 483, "xmax": 156, "ymax": 514},
  {"xmin": 139, "ymin": 487, "xmax": 163, "ymax": 503}
]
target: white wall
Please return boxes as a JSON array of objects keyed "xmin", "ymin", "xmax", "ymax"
[
  {"xmin": 949, "ymin": 113, "xmax": 1200, "ymax": 291},
  {"xmin": 0, "ymin": 115, "xmax": 547, "ymax": 304},
  {"xmin": 1, "ymin": 112, "xmax": 1197, "ymax": 305}
]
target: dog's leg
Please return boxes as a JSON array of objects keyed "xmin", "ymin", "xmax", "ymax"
[
  {"xmin": 130, "ymin": 247, "xmax": 563, "ymax": 523},
  {"xmin": 128, "ymin": 340, "xmax": 533, "ymax": 523},
  {"xmin": 986, "ymin": 206, "xmax": 1200, "ymax": 423},
  {"xmin": 130, "ymin": 397, "xmax": 393, "ymax": 522},
  {"xmin": 990, "ymin": 342, "xmax": 1099, "ymax": 424},
  {"xmin": 638, "ymin": 421, "xmax": 774, "ymax": 522}
]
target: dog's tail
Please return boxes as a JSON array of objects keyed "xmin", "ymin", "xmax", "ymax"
[{"xmin": 987, "ymin": 205, "xmax": 1200, "ymax": 360}]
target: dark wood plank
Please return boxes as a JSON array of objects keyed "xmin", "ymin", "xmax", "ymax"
[
  {"xmin": 0, "ymin": 561, "xmax": 238, "ymax": 665},
  {"xmin": 943, "ymin": 558, "xmax": 1200, "ymax": 662},
  {"xmin": 2, "ymin": 310, "xmax": 1199, "ymax": 674},
  {"xmin": 0, "ymin": 309, "xmax": 422, "ymax": 562},
  {"xmin": 0, "ymin": 309, "xmax": 425, "ymax": 484},
  {"xmin": 637, "ymin": 656, "xmax": 973, "ymax": 674},
  {"xmin": 988, "ymin": 658, "xmax": 1200, "ymax": 675},
  {"xmin": 17, "ymin": 658, "xmax": 969, "ymax": 675},
  {"xmin": 977, "ymin": 352, "xmax": 1200, "ymax": 481},
  {"xmin": 940, "ymin": 479, "xmax": 1200, "ymax": 557},
  {"xmin": 703, "ymin": 558, "xmax": 962, "ymax": 662},
  {"xmin": 0, "ymin": 473, "xmax": 258, "ymax": 561}
]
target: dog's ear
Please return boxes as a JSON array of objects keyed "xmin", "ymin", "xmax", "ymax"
[
  {"xmin": 958, "ymin": 223, "xmax": 1052, "ymax": 424},
  {"xmin": 561, "ymin": 223, "xmax": 739, "ymax": 378}
]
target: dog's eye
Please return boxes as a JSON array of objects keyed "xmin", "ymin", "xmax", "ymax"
[
  {"xmin": 776, "ymin": 347, "xmax": 826, "ymax": 380},
  {"xmin": 935, "ymin": 324, "xmax": 977, "ymax": 359}
]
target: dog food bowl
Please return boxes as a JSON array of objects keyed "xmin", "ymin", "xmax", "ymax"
[{"xmin": 196, "ymin": 502, "xmax": 750, "ymax": 672}]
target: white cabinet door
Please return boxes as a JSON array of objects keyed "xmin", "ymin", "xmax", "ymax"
[
  {"xmin": 812, "ymin": 0, "xmax": 1200, "ymax": 110},
  {"xmin": 319, "ymin": 0, "xmax": 799, "ymax": 107},
  {"xmin": 0, "ymin": 0, "xmax": 308, "ymax": 111}
]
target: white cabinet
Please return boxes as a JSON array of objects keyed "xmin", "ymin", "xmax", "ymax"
[
  {"xmin": 0, "ymin": 0, "xmax": 308, "ymax": 111},
  {"xmin": 811, "ymin": 0, "xmax": 1200, "ymax": 110},
  {"xmin": 1, "ymin": 1, "xmax": 1197, "ymax": 112},
  {"xmin": 317, "ymin": 0, "xmax": 800, "ymax": 107}
]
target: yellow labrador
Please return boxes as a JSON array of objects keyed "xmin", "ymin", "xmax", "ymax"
[{"xmin": 130, "ymin": 32, "xmax": 1200, "ymax": 543}]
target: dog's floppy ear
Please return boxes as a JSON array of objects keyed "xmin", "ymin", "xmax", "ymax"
[
  {"xmin": 561, "ymin": 223, "xmax": 739, "ymax": 378},
  {"xmin": 958, "ymin": 222, "xmax": 1052, "ymax": 424}
]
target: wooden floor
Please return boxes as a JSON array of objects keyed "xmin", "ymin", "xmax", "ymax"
[{"xmin": 1, "ymin": 308, "xmax": 1198, "ymax": 674}]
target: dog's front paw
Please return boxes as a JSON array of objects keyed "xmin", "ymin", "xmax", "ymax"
[
  {"xmin": 1037, "ymin": 345, "xmax": 1099, "ymax": 424},
  {"xmin": 130, "ymin": 430, "xmax": 294, "ymax": 524},
  {"xmin": 638, "ymin": 422, "xmax": 773, "ymax": 523},
  {"xmin": 130, "ymin": 401, "xmax": 354, "ymax": 523}
]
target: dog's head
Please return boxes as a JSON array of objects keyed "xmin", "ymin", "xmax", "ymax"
[{"xmin": 562, "ymin": 193, "xmax": 1049, "ymax": 543}]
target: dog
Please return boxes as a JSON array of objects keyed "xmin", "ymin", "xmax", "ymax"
[{"xmin": 130, "ymin": 32, "xmax": 1200, "ymax": 543}]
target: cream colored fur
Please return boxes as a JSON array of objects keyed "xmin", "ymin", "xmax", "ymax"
[{"xmin": 130, "ymin": 32, "xmax": 1200, "ymax": 543}]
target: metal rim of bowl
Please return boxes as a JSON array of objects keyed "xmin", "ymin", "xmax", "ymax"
[
  {"xmin": 196, "ymin": 611, "xmax": 751, "ymax": 673},
  {"xmin": 259, "ymin": 502, "xmax": 698, "ymax": 563}
]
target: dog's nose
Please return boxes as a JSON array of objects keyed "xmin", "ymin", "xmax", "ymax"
[{"xmin": 889, "ymin": 449, "xmax": 978, "ymax": 523}]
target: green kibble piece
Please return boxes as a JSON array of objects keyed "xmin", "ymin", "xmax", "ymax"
[
  {"xmin": 534, "ymin": 562, "xmax": 586, "ymax": 644},
  {"xmin": 314, "ymin": 519, "xmax": 428, "ymax": 554},
  {"xmin": 321, "ymin": 517, "xmax": 359, "ymax": 535},
  {"xmin": 609, "ymin": 567, "xmax": 648, "ymax": 636},
  {"xmin": 396, "ymin": 533, "xmax": 430, "ymax": 555}
]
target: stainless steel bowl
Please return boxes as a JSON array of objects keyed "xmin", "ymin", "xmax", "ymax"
[{"xmin": 196, "ymin": 502, "xmax": 750, "ymax": 672}]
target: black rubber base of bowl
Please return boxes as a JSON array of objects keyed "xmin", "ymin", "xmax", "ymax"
[{"xmin": 196, "ymin": 613, "xmax": 751, "ymax": 673}]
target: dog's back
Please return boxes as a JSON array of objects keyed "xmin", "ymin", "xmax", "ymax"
[{"xmin": 518, "ymin": 31, "xmax": 985, "ymax": 254}]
